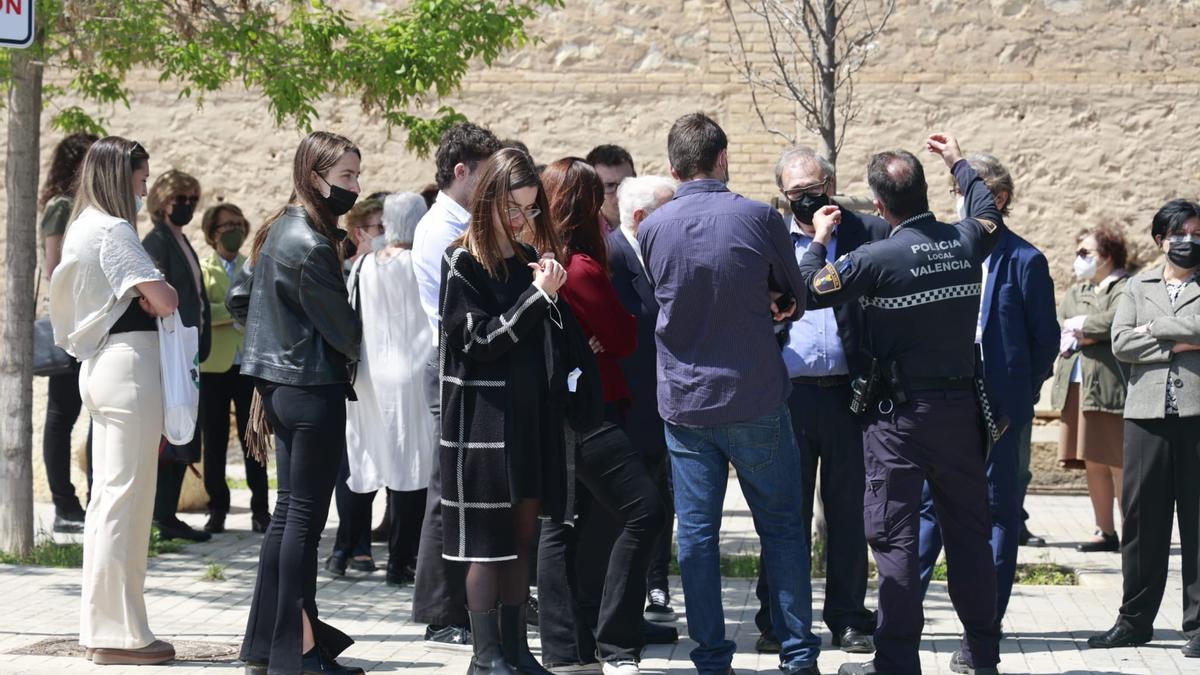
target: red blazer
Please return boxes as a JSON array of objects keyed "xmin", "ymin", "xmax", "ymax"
[{"xmin": 559, "ymin": 252, "xmax": 637, "ymax": 402}]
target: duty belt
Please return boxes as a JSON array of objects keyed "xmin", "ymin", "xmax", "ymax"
[
  {"xmin": 907, "ymin": 376, "xmax": 974, "ymax": 391},
  {"xmin": 792, "ymin": 375, "xmax": 851, "ymax": 388}
]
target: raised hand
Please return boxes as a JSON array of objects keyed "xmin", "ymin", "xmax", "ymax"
[{"xmin": 926, "ymin": 133, "xmax": 964, "ymax": 169}]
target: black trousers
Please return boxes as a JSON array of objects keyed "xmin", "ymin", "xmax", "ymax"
[
  {"xmin": 412, "ymin": 357, "xmax": 469, "ymax": 627},
  {"xmin": 153, "ymin": 462, "xmax": 188, "ymax": 524},
  {"xmin": 333, "ymin": 451, "xmax": 375, "ymax": 560},
  {"xmin": 537, "ymin": 422, "xmax": 666, "ymax": 663},
  {"xmin": 201, "ymin": 367, "xmax": 269, "ymax": 517},
  {"xmin": 388, "ymin": 488, "xmax": 427, "ymax": 572},
  {"xmin": 1118, "ymin": 416, "xmax": 1200, "ymax": 636},
  {"xmin": 756, "ymin": 383, "xmax": 874, "ymax": 636},
  {"xmin": 240, "ymin": 382, "xmax": 353, "ymax": 674},
  {"xmin": 43, "ymin": 368, "xmax": 91, "ymax": 515},
  {"xmin": 645, "ymin": 450, "xmax": 674, "ymax": 594}
]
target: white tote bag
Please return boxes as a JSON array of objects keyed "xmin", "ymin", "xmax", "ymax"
[{"xmin": 158, "ymin": 310, "xmax": 200, "ymax": 444}]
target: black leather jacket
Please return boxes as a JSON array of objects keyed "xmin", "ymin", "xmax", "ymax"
[{"xmin": 226, "ymin": 206, "xmax": 361, "ymax": 386}]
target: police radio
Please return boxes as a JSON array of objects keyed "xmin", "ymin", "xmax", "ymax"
[{"xmin": 849, "ymin": 359, "xmax": 881, "ymax": 415}]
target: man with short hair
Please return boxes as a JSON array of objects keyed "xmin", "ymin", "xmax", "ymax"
[
  {"xmin": 752, "ymin": 147, "xmax": 887, "ymax": 657},
  {"xmin": 798, "ymin": 134, "xmax": 1004, "ymax": 675},
  {"xmin": 410, "ymin": 121, "xmax": 502, "ymax": 649},
  {"xmin": 610, "ymin": 175, "xmax": 680, "ymax": 623},
  {"xmin": 639, "ymin": 113, "xmax": 820, "ymax": 675},
  {"xmin": 587, "ymin": 144, "xmax": 637, "ymax": 232}
]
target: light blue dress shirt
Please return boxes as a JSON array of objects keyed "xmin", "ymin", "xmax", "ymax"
[{"xmin": 782, "ymin": 219, "xmax": 849, "ymax": 378}]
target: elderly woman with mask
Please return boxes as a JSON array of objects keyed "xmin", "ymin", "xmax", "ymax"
[{"xmin": 345, "ymin": 192, "xmax": 437, "ymax": 587}]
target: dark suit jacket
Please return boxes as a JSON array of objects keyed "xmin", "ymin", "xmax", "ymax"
[
  {"xmin": 795, "ymin": 205, "xmax": 890, "ymax": 377},
  {"xmin": 979, "ymin": 229, "xmax": 1059, "ymax": 429},
  {"xmin": 143, "ymin": 222, "xmax": 213, "ymax": 363},
  {"xmin": 606, "ymin": 228, "xmax": 667, "ymax": 462}
]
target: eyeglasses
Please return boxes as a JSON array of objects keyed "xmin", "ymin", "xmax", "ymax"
[
  {"xmin": 506, "ymin": 205, "xmax": 541, "ymax": 222},
  {"xmin": 1167, "ymin": 234, "xmax": 1198, "ymax": 244},
  {"xmin": 173, "ymin": 195, "xmax": 200, "ymax": 206},
  {"xmin": 782, "ymin": 177, "xmax": 828, "ymax": 202}
]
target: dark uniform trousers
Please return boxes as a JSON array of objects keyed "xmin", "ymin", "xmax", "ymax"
[
  {"xmin": 755, "ymin": 381, "xmax": 875, "ymax": 637},
  {"xmin": 411, "ymin": 357, "xmax": 469, "ymax": 627},
  {"xmin": 862, "ymin": 391, "xmax": 999, "ymax": 674}
]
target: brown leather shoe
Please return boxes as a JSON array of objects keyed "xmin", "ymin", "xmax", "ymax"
[{"xmin": 91, "ymin": 639, "xmax": 175, "ymax": 665}]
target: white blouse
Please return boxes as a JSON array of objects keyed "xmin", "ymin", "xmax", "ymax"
[
  {"xmin": 49, "ymin": 206, "xmax": 164, "ymax": 360},
  {"xmin": 345, "ymin": 248, "xmax": 436, "ymax": 492}
]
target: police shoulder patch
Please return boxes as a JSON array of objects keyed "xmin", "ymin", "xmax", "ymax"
[
  {"xmin": 976, "ymin": 217, "xmax": 998, "ymax": 234},
  {"xmin": 813, "ymin": 262, "xmax": 843, "ymax": 295}
]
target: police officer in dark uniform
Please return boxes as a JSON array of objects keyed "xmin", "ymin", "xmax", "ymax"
[{"xmin": 798, "ymin": 134, "xmax": 1005, "ymax": 675}]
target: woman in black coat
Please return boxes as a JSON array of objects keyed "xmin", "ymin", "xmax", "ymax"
[{"xmin": 438, "ymin": 147, "xmax": 574, "ymax": 675}]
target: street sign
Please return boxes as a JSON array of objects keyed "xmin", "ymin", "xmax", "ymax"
[{"xmin": 0, "ymin": 0, "xmax": 33, "ymax": 49}]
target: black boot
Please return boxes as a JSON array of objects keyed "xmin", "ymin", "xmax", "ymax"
[
  {"xmin": 499, "ymin": 603, "xmax": 551, "ymax": 675},
  {"xmin": 468, "ymin": 609, "xmax": 515, "ymax": 675}
]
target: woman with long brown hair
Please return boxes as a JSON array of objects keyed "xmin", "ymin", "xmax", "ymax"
[
  {"xmin": 39, "ymin": 131, "xmax": 98, "ymax": 534},
  {"xmin": 438, "ymin": 147, "xmax": 574, "ymax": 675},
  {"xmin": 230, "ymin": 131, "xmax": 364, "ymax": 675},
  {"xmin": 536, "ymin": 158, "xmax": 664, "ymax": 675}
]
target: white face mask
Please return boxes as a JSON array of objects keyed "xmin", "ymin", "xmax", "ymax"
[
  {"xmin": 955, "ymin": 195, "xmax": 966, "ymax": 220},
  {"xmin": 1073, "ymin": 254, "xmax": 1097, "ymax": 281},
  {"xmin": 370, "ymin": 234, "xmax": 388, "ymax": 252},
  {"xmin": 134, "ymin": 195, "xmax": 144, "ymax": 214}
]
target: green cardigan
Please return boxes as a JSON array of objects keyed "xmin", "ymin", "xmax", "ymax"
[
  {"xmin": 200, "ymin": 252, "xmax": 246, "ymax": 374},
  {"xmin": 1050, "ymin": 275, "xmax": 1130, "ymax": 414}
]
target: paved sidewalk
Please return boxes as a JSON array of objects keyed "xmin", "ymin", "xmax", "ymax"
[{"xmin": 0, "ymin": 485, "xmax": 1190, "ymax": 674}]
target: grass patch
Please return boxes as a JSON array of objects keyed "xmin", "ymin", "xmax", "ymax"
[
  {"xmin": 0, "ymin": 526, "xmax": 193, "ymax": 567},
  {"xmin": 1014, "ymin": 562, "xmax": 1077, "ymax": 586},
  {"xmin": 148, "ymin": 525, "xmax": 188, "ymax": 557},
  {"xmin": 669, "ymin": 553, "xmax": 761, "ymax": 578},
  {"xmin": 200, "ymin": 563, "xmax": 226, "ymax": 581},
  {"xmin": 0, "ymin": 538, "xmax": 84, "ymax": 568},
  {"xmin": 227, "ymin": 477, "xmax": 278, "ymax": 490},
  {"xmin": 930, "ymin": 560, "xmax": 1077, "ymax": 586}
]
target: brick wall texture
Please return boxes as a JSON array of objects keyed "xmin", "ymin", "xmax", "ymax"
[{"xmin": 4, "ymin": 0, "xmax": 1200, "ymax": 291}]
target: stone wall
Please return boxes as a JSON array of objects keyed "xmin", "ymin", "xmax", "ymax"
[{"xmin": 3, "ymin": 0, "xmax": 1200, "ymax": 501}]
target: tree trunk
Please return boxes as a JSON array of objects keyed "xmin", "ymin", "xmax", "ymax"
[
  {"xmin": 819, "ymin": 0, "xmax": 839, "ymax": 170},
  {"xmin": 0, "ymin": 46, "xmax": 44, "ymax": 557}
]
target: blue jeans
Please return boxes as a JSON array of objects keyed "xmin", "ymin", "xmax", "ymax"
[{"xmin": 666, "ymin": 403, "xmax": 820, "ymax": 673}]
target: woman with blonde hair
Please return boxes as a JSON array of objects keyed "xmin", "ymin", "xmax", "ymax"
[
  {"xmin": 49, "ymin": 136, "xmax": 180, "ymax": 665},
  {"xmin": 231, "ymin": 131, "xmax": 364, "ymax": 675}
]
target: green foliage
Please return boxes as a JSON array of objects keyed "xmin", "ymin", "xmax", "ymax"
[
  {"xmin": 148, "ymin": 525, "xmax": 188, "ymax": 557},
  {"xmin": 929, "ymin": 560, "xmax": 1077, "ymax": 586},
  {"xmin": 200, "ymin": 562, "xmax": 226, "ymax": 581},
  {"xmin": 0, "ymin": 534, "xmax": 84, "ymax": 568},
  {"xmin": 668, "ymin": 553, "xmax": 761, "ymax": 578},
  {"xmin": 7, "ymin": 0, "xmax": 561, "ymax": 154}
]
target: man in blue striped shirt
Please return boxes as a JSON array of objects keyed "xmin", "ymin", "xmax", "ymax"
[{"xmin": 639, "ymin": 113, "xmax": 820, "ymax": 675}]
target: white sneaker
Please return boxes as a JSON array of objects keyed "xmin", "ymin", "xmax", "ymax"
[{"xmin": 601, "ymin": 661, "xmax": 640, "ymax": 675}]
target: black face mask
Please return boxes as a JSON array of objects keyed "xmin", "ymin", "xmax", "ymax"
[
  {"xmin": 1167, "ymin": 239, "xmax": 1200, "ymax": 270},
  {"xmin": 168, "ymin": 202, "xmax": 195, "ymax": 226},
  {"xmin": 318, "ymin": 174, "xmax": 358, "ymax": 216},
  {"xmin": 790, "ymin": 192, "xmax": 831, "ymax": 225}
]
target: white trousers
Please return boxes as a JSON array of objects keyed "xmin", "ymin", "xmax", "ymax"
[{"xmin": 78, "ymin": 331, "xmax": 163, "ymax": 649}]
